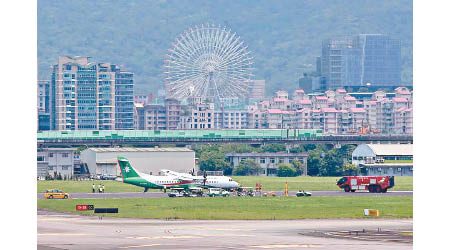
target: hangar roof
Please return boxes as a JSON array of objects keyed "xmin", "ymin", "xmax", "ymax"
[
  {"xmin": 354, "ymin": 144, "xmax": 413, "ymax": 156},
  {"xmin": 87, "ymin": 147, "xmax": 193, "ymax": 153}
]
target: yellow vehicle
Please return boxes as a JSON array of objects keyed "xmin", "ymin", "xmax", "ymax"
[
  {"xmin": 44, "ymin": 190, "xmax": 70, "ymax": 199},
  {"xmin": 263, "ymin": 191, "xmax": 276, "ymax": 197}
]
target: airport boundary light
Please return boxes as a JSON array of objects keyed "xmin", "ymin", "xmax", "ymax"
[{"xmin": 164, "ymin": 23, "xmax": 253, "ymax": 103}]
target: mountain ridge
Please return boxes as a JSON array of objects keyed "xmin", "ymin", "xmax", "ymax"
[{"xmin": 37, "ymin": 0, "xmax": 413, "ymax": 95}]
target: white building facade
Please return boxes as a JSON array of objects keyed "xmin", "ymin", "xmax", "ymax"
[{"xmin": 80, "ymin": 147, "xmax": 196, "ymax": 178}]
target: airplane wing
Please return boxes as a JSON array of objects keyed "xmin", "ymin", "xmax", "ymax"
[
  {"xmin": 161, "ymin": 169, "xmax": 204, "ymax": 182},
  {"xmin": 161, "ymin": 169, "xmax": 179, "ymax": 177}
]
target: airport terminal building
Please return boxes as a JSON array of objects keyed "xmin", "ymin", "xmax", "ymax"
[{"xmin": 80, "ymin": 147, "xmax": 196, "ymax": 178}]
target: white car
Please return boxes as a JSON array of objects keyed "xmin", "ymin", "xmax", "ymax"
[{"xmin": 207, "ymin": 188, "xmax": 230, "ymax": 197}]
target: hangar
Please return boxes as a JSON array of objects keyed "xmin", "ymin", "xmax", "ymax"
[
  {"xmin": 352, "ymin": 144, "xmax": 413, "ymax": 176},
  {"xmin": 80, "ymin": 147, "xmax": 196, "ymax": 178}
]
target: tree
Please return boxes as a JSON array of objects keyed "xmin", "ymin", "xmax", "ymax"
[
  {"xmin": 193, "ymin": 144, "xmax": 220, "ymax": 159},
  {"xmin": 234, "ymin": 160, "xmax": 263, "ymax": 176},
  {"xmin": 219, "ymin": 143, "xmax": 260, "ymax": 154},
  {"xmin": 288, "ymin": 146, "xmax": 303, "ymax": 153},
  {"xmin": 277, "ymin": 163, "xmax": 296, "ymax": 177},
  {"xmin": 307, "ymin": 151, "xmax": 322, "ymax": 176},
  {"xmin": 303, "ymin": 144, "xmax": 317, "ymax": 151},
  {"xmin": 75, "ymin": 145, "xmax": 88, "ymax": 154},
  {"xmin": 261, "ymin": 144, "xmax": 286, "ymax": 153},
  {"xmin": 343, "ymin": 163, "xmax": 359, "ymax": 175},
  {"xmin": 198, "ymin": 151, "xmax": 230, "ymax": 174},
  {"xmin": 292, "ymin": 160, "xmax": 303, "ymax": 176},
  {"xmin": 319, "ymin": 150, "xmax": 344, "ymax": 176}
]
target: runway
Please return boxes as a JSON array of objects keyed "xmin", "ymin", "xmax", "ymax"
[
  {"xmin": 37, "ymin": 209, "xmax": 412, "ymax": 250},
  {"xmin": 37, "ymin": 190, "xmax": 413, "ymax": 199}
]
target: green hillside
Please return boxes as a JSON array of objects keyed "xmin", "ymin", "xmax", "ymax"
[{"xmin": 38, "ymin": 0, "xmax": 413, "ymax": 95}]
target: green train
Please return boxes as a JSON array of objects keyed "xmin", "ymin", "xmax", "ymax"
[{"xmin": 37, "ymin": 129, "xmax": 323, "ymax": 140}]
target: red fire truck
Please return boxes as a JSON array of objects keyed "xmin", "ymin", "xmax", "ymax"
[{"xmin": 336, "ymin": 176, "xmax": 395, "ymax": 193}]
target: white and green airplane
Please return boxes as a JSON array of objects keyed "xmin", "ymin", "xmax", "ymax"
[
  {"xmin": 117, "ymin": 156, "xmax": 199, "ymax": 192},
  {"xmin": 117, "ymin": 156, "xmax": 240, "ymax": 192},
  {"xmin": 161, "ymin": 169, "xmax": 239, "ymax": 190}
]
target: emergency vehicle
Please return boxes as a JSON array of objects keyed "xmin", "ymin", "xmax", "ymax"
[{"xmin": 336, "ymin": 176, "xmax": 394, "ymax": 193}]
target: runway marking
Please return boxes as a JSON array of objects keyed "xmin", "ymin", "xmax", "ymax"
[
  {"xmin": 199, "ymin": 234, "xmax": 254, "ymax": 237},
  {"xmin": 190, "ymin": 227, "xmax": 253, "ymax": 231},
  {"xmin": 127, "ymin": 235, "xmax": 202, "ymax": 240},
  {"xmin": 38, "ymin": 233, "xmax": 91, "ymax": 236},
  {"xmin": 251, "ymin": 244, "xmax": 323, "ymax": 248},
  {"xmin": 38, "ymin": 218, "xmax": 79, "ymax": 221},
  {"xmin": 119, "ymin": 244, "xmax": 162, "ymax": 248}
]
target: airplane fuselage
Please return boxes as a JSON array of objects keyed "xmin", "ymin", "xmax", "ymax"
[{"xmin": 123, "ymin": 174, "xmax": 197, "ymax": 190}]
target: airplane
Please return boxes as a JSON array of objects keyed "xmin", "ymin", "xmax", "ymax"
[
  {"xmin": 117, "ymin": 156, "xmax": 199, "ymax": 192},
  {"xmin": 117, "ymin": 156, "xmax": 240, "ymax": 192},
  {"xmin": 160, "ymin": 169, "xmax": 239, "ymax": 190}
]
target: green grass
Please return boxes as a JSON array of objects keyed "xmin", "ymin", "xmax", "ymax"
[
  {"xmin": 231, "ymin": 176, "xmax": 413, "ymax": 191},
  {"xmin": 37, "ymin": 196, "xmax": 412, "ymax": 220},
  {"xmin": 37, "ymin": 176, "xmax": 413, "ymax": 193},
  {"xmin": 383, "ymin": 160, "xmax": 413, "ymax": 163}
]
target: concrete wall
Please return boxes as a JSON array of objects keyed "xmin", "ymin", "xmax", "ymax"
[{"xmin": 43, "ymin": 148, "xmax": 76, "ymax": 178}]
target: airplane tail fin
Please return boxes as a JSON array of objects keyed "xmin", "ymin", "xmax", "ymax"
[{"xmin": 117, "ymin": 156, "xmax": 141, "ymax": 180}]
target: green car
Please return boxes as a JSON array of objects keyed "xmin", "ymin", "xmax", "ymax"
[{"xmin": 296, "ymin": 191, "xmax": 312, "ymax": 197}]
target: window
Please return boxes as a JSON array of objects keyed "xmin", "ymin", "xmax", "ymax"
[
  {"xmin": 49, "ymin": 153, "xmax": 54, "ymax": 158},
  {"xmin": 260, "ymin": 158, "xmax": 266, "ymax": 164},
  {"xmin": 270, "ymin": 158, "xmax": 275, "ymax": 164},
  {"xmin": 62, "ymin": 153, "xmax": 69, "ymax": 158},
  {"xmin": 289, "ymin": 157, "xmax": 294, "ymax": 163},
  {"xmin": 62, "ymin": 166, "xmax": 69, "ymax": 170},
  {"xmin": 48, "ymin": 166, "xmax": 54, "ymax": 170},
  {"xmin": 37, "ymin": 156, "xmax": 45, "ymax": 162},
  {"xmin": 279, "ymin": 158, "xmax": 284, "ymax": 163}
]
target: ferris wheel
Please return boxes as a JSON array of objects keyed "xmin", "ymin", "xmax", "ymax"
[{"xmin": 164, "ymin": 24, "xmax": 253, "ymax": 103}]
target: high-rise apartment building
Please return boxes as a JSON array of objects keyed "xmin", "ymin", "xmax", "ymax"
[
  {"xmin": 50, "ymin": 56, "xmax": 134, "ymax": 130},
  {"xmin": 38, "ymin": 80, "xmax": 50, "ymax": 131},
  {"xmin": 214, "ymin": 109, "xmax": 248, "ymax": 129},
  {"xmin": 248, "ymin": 80, "xmax": 265, "ymax": 101},
  {"xmin": 165, "ymin": 98, "xmax": 182, "ymax": 130},
  {"xmin": 321, "ymin": 34, "xmax": 401, "ymax": 89},
  {"xmin": 133, "ymin": 98, "xmax": 182, "ymax": 130}
]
